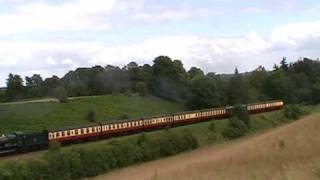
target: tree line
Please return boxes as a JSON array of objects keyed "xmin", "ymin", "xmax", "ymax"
[{"xmin": 1, "ymin": 56, "xmax": 320, "ymax": 109}]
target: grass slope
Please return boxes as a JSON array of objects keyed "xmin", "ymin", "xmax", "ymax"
[
  {"xmin": 93, "ymin": 105, "xmax": 320, "ymax": 180},
  {"xmin": 0, "ymin": 95, "xmax": 186, "ymax": 133},
  {"xmin": 0, "ymin": 104, "xmax": 317, "ymax": 180}
]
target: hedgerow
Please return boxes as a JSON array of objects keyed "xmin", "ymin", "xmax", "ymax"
[
  {"xmin": 0, "ymin": 130, "xmax": 198, "ymax": 180},
  {"xmin": 283, "ymin": 104, "xmax": 304, "ymax": 120}
]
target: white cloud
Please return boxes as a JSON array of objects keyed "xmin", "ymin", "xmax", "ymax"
[
  {"xmin": 1, "ymin": 20, "xmax": 320, "ymax": 86},
  {"xmin": 271, "ymin": 20, "xmax": 320, "ymax": 48},
  {"xmin": 0, "ymin": 0, "xmax": 213, "ymax": 36},
  {"xmin": 0, "ymin": 0, "xmax": 119, "ymax": 35},
  {"xmin": 61, "ymin": 58, "xmax": 74, "ymax": 65},
  {"xmin": 45, "ymin": 56, "xmax": 57, "ymax": 65}
]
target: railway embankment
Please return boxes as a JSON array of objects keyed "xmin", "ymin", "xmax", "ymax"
[
  {"xmin": 92, "ymin": 105, "xmax": 320, "ymax": 180},
  {"xmin": 0, "ymin": 104, "xmax": 316, "ymax": 179}
]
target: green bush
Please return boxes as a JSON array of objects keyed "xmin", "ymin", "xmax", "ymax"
[
  {"xmin": 0, "ymin": 130, "xmax": 198, "ymax": 179},
  {"xmin": 230, "ymin": 104, "xmax": 251, "ymax": 128},
  {"xmin": 87, "ymin": 109, "xmax": 96, "ymax": 122},
  {"xmin": 52, "ymin": 86, "xmax": 68, "ymax": 103},
  {"xmin": 208, "ymin": 122, "xmax": 216, "ymax": 132},
  {"xmin": 222, "ymin": 116, "xmax": 248, "ymax": 139},
  {"xmin": 119, "ymin": 114, "xmax": 129, "ymax": 120},
  {"xmin": 283, "ymin": 104, "xmax": 303, "ymax": 119}
]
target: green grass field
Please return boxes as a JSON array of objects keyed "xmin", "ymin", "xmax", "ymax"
[{"xmin": 0, "ymin": 95, "xmax": 186, "ymax": 133}]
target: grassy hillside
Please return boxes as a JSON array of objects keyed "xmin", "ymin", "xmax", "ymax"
[
  {"xmin": 0, "ymin": 104, "xmax": 318, "ymax": 179},
  {"xmin": 94, "ymin": 105, "xmax": 320, "ymax": 180},
  {"xmin": 0, "ymin": 95, "xmax": 186, "ymax": 133}
]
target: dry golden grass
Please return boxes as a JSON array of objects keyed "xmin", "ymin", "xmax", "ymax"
[{"xmin": 92, "ymin": 112, "xmax": 320, "ymax": 180}]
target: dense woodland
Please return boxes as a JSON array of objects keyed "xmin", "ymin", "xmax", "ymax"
[{"xmin": 1, "ymin": 56, "xmax": 320, "ymax": 109}]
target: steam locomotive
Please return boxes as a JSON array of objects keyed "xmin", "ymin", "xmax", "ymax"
[{"xmin": 0, "ymin": 100, "xmax": 283, "ymax": 155}]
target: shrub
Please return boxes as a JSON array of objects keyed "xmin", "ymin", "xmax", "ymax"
[
  {"xmin": 135, "ymin": 82, "xmax": 148, "ymax": 96},
  {"xmin": 87, "ymin": 109, "xmax": 96, "ymax": 122},
  {"xmin": 24, "ymin": 160, "xmax": 50, "ymax": 180},
  {"xmin": 283, "ymin": 104, "xmax": 303, "ymax": 119},
  {"xmin": 137, "ymin": 132, "xmax": 147, "ymax": 146},
  {"xmin": 119, "ymin": 114, "xmax": 129, "ymax": 120},
  {"xmin": 230, "ymin": 104, "xmax": 251, "ymax": 128},
  {"xmin": 208, "ymin": 122, "xmax": 216, "ymax": 132},
  {"xmin": 206, "ymin": 122, "xmax": 218, "ymax": 143},
  {"xmin": 222, "ymin": 116, "xmax": 248, "ymax": 139},
  {"xmin": 0, "ymin": 130, "xmax": 199, "ymax": 180},
  {"xmin": 52, "ymin": 86, "xmax": 68, "ymax": 103}
]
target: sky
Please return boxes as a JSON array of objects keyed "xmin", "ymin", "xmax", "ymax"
[{"xmin": 1, "ymin": 0, "xmax": 320, "ymax": 86}]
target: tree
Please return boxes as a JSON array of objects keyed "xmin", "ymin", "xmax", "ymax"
[
  {"xmin": 312, "ymin": 78, "xmax": 320, "ymax": 103},
  {"xmin": 248, "ymin": 66, "xmax": 268, "ymax": 101},
  {"xmin": 62, "ymin": 68, "xmax": 91, "ymax": 96},
  {"xmin": 187, "ymin": 75, "xmax": 223, "ymax": 109},
  {"xmin": 5, "ymin": 73, "xmax": 25, "ymax": 101},
  {"xmin": 152, "ymin": 56, "xmax": 188, "ymax": 101},
  {"xmin": 188, "ymin": 67, "xmax": 204, "ymax": 79},
  {"xmin": 0, "ymin": 89, "xmax": 5, "ymax": 102},
  {"xmin": 43, "ymin": 76, "xmax": 62, "ymax": 96},
  {"xmin": 135, "ymin": 82, "xmax": 148, "ymax": 96},
  {"xmin": 280, "ymin": 57, "xmax": 289, "ymax": 71},
  {"xmin": 25, "ymin": 74, "xmax": 44, "ymax": 98},
  {"xmin": 234, "ymin": 68, "xmax": 239, "ymax": 75},
  {"xmin": 125, "ymin": 62, "xmax": 138, "ymax": 70},
  {"xmin": 52, "ymin": 86, "xmax": 68, "ymax": 103},
  {"xmin": 230, "ymin": 104, "xmax": 250, "ymax": 128},
  {"xmin": 227, "ymin": 69, "xmax": 249, "ymax": 105},
  {"xmin": 265, "ymin": 69, "xmax": 293, "ymax": 102}
]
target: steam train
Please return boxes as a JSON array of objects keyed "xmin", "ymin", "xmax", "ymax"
[{"xmin": 0, "ymin": 100, "xmax": 283, "ymax": 155}]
